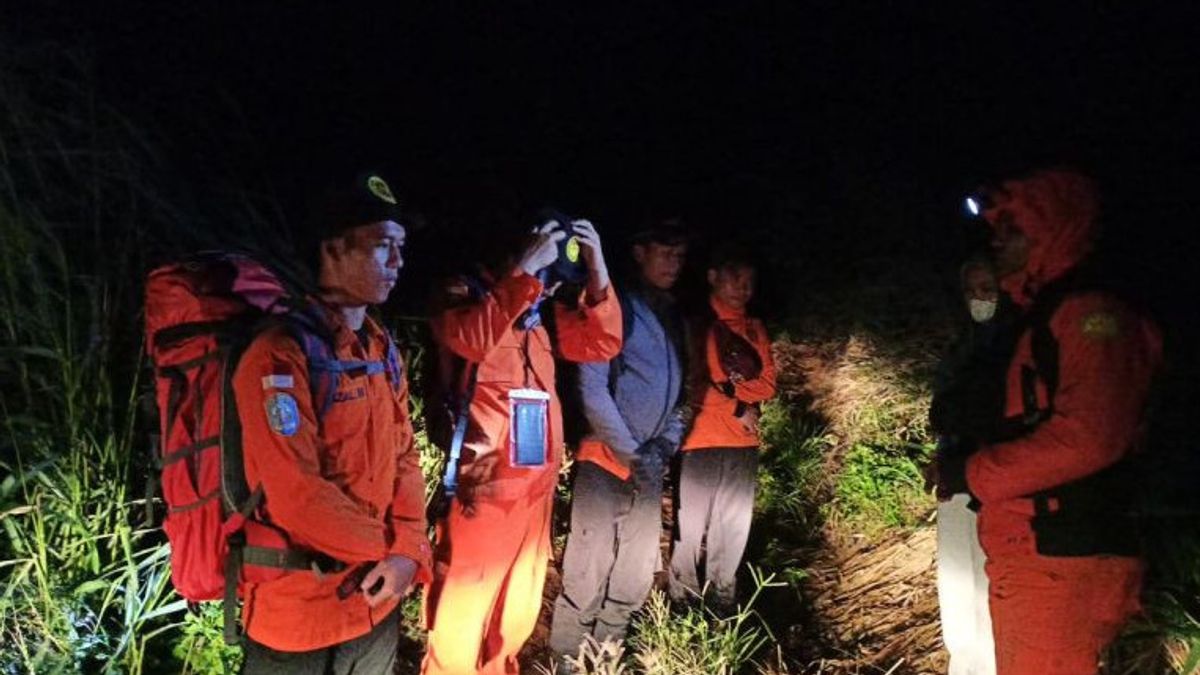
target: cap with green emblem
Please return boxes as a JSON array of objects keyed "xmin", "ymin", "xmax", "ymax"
[{"xmin": 307, "ymin": 172, "xmax": 408, "ymax": 239}]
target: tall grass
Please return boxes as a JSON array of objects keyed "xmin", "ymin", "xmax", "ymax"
[
  {"xmin": 0, "ymin": 48, "xmax": 193, "ymax": 673},
  {"xmin": 0, "ymin": 199, "xmax": 183, "ymax": 672},
  {"xmin": 630, "ymin": 569, "xmax": 783, "ymax": 675},
  {"xmin": 539, "ymin": 569, "xmax": 783, "ymax": 675}
]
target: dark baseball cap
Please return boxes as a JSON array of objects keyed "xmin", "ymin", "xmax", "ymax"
[
  {"xmin": 630, "ymin": 217, "xmax": 689, "ymax": 246},
  {"xmin": 306, "ymin": 172, "xmax": 409, "ymax": 238}
]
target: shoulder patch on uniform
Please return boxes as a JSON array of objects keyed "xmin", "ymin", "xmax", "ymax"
[
  {"xmin": 1081, "ymin": 311, "xmax": 1121, "ymax": 340},
  {"xmin": 265, "ymin": 392, "xmax": 300, "ymax": 436}
]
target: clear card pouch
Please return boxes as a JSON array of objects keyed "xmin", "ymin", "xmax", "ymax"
[{"xmin": 508, "ymin": 388, "xmax": 551, "ymax": 468}]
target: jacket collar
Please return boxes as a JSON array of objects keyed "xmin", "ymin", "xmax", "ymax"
[{"xmin": 709, "ymin": 294, "xmax": 746, "ymax": 320}]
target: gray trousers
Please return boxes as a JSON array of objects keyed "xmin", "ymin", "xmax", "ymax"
[
  {"xmin": 241, "ymin": 606, "xmax": 398, "ymax": 675},
  {"xmin": 549, "ymin": 462, "xmax": 662, "ymax": 657},
  {"xmin": 668, "ymin": 448, "xmax": 758, "ymax": 606}
]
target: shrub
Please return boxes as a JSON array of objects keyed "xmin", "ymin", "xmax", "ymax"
[{"xmin": 828, "ymin": 443, "xmax": 931, "ymax": 534}]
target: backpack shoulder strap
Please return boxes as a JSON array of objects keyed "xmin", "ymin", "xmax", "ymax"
[
  {"xmin": 1022, "ymin": 269, "xmax": 1104, "ymax": 416},
  {"xmin": 607, "ymin": 287, "xmax": 637, "ymax": 394},
  {"xmin": 277, "ymin": 305, "xmax": 402, "ymax": 421},
  {"xmin": 1027, "ymin": 290, "xmax": 1065, "ymax": 407},
  {"xmin": 278, "ymin": 309, "xmax": 341, "ymax": 421},
  {"xmin": 440, "ymin": 274, "xmax": 489, "ymax": 499},
  {"xmin": 618, "ymin": 288, "xmax": 636, "ymax": 344}
]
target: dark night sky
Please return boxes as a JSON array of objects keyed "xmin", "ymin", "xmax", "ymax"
[{"xmin": 9, "ymin": 2, "xmax": 1200, "ymax": 310}]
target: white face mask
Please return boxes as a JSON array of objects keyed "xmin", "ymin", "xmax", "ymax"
[{"xmin": 968, "ymin": 298, "xmax": 998, "ymax": 323}]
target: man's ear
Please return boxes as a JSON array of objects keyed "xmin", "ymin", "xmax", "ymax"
[
  {"xmin": 321, "ymin": 234, "xmax": 350, "ymax": 261},
  {"xmin": 707, "ymin": 268, "xmax": 718, "ymax": 286},
  {"xmin": 632, "ymin": 244, "xmax": 646, "ymax": 264}
]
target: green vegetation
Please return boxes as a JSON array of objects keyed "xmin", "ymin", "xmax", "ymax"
[
  {"xmin": 629, "ymin": 571, "xmax": 781, "ymax": 675},
  {"xmin": 830, "ymin": 443, "xmax": 930, "ymax": 534},
  {"xmin": 754, "ymin": 399, "xmax": 829, "ymax": 534},
  {"xmin": 0, "ymin": 51, "xmax": 186, "ymax": 673},
  {"xmin": 547, "ymin": 569, "xmax": 785, "ymax": 675},
  {"xmin": 171, "ymin": 604, "xmax": 242, "ymax": 675}
]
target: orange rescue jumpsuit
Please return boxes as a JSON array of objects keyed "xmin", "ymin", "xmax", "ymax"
[
  {"xmin": 963, "ymin": 169, "xmax": 1163, "ymax": 674},
  {"xmin": 423, "ymin": 270, "xmax": 622, "ymax": 675},
  {"xmin": 233, "ymin": 306, "xmax": 432, "ymax": 652}
]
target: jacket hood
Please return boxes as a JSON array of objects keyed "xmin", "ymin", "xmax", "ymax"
[{"xmin": 984, "ymin": 168, "xmax": 1099, "ymax": 305}]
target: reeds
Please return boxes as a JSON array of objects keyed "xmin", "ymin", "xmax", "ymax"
[{"xmin": 0, "ymin": 47, "xmax": 199, "ymax": 673}]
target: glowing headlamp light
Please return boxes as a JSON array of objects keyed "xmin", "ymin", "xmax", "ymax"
[{"xmin": 964, "ymin": 191, "xmax": 992, "ymax": 218}]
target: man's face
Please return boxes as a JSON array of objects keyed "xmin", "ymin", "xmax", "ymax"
[
  {"xmin": 633, "ymin": 242, "xmax": 687, "ymax": 290},
  {"xmin": 320, "ymin": 220, "xmax": 406, "ymax": 306},
  {"xmin": 989, "ymin": 211, "xmax": 1031, "ymax": 278},
  {"xmin": 708, "ymin": 265, "xmax": 756, "ymax": 311},
  {"xmin": 962, "ymin": 264, "xmax": 999, "ymax": 305}
]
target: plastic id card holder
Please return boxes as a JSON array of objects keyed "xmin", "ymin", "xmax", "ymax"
[{"xmin": 508, "ymin": 388, "xmax": 551, "ymax": 468}]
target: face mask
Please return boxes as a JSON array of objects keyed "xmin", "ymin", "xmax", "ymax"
[{"xmin": 968, "ymin": 298, "xmax": 997, "ymax": 323}]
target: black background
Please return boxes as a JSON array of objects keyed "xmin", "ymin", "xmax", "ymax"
[{"xmin": 10, "ymin": 2, "xmax": 1200, "ymax": 320}]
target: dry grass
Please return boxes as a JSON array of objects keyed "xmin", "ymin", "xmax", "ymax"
[{"xmin": 805, "ymin": 528, "xmax": 945, "ymax": 675}]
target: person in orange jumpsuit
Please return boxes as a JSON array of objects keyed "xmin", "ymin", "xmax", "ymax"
[
  {"xmin": 233, "ymin": 174, "xmax": 432, "ymax": 672},
  {"xmin": 668, "ymin": 248, "xmax": 776, "ymax": 609},
  {"xmin": 422, "ymin": 217, "xmax": 623, "ymax": 675},
  {"xmin": 939, "ymin": 168, "xmax": 1163, "ymax": 675}
]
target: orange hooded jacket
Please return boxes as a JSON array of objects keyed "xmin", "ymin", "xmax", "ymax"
[
  {"xmin": 965, "ymin": 169, "xmax": 1163, "ymax": 558},
  {"xmin": 682, "ymin": 295, "xmax": 777, "ymax": 451},
  {"xmin": 233, "ymin": 307, "xmax": 432, "ymax": 651}
]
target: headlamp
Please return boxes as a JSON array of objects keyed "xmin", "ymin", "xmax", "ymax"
[
  {"xmin": 537, "ymin": 207, "xmax": 589, "ymax": 286},
  {"xmin": 963, "ymin": 190, "xmax": 993, "ymax": 218}
]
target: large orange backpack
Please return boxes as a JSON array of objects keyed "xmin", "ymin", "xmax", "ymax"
[{"xmin": 144, "ymin": 252, "xmax": 402, "ymax": 643}]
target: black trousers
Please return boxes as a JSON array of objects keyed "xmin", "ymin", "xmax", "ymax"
[
  {"xmin": 548, "ymin": 462, "xmax": 662, "ymax": 657},
  {"xmin": 241, "ymin": 606, "xmax": 399, "ymax": 675},
  {"xmin": 668, "ymin": 448, "xmax": 758, "ymax": 607}
]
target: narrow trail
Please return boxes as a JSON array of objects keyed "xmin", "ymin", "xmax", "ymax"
[{"xmin": 508, "ymin": 331, "xmax": 952, "ymax": 674}]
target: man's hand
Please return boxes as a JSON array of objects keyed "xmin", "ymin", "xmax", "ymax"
[
  {"xmin": 935, "ymin": 450, "xmax": 971, "ymax": 502},
  {"xmin": 737, "ymin": 406, "xmax": 760, "ymax": 434},
  {"xmin": 359, "ymin": 554, "xmax": 418, "ymax": 608},
  {"xmin": 921, "ymin": 460, "xmax": 939, "ymax": 497},
  {"xmin": 570, "ymin": 219, "xmax": 611, "ymax": 301},
  {"xmin": 518, "ymin": 221, "xmax": 567, "ymax": 278},
  {"xmin": 631, "ymin": 437, "xmax": 674, "ymax": 489},
  {"xmin": 632, "ymin": 452, "xmax": 665, "ymax": 490}
]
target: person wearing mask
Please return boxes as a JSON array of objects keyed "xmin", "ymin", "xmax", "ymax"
[
  {"xmin": 422, "ymin": 215, "xmax": 622, "ymax": 675},
  {"xmin": 668, "ymin": 249, "xmax": 776, "ymax": 611},
  {"xmin": 927, "ymin": 256, "xmax": 1016, "ymax": 675},
  {"xmin": 939, "ymin": 168, "xmax": 1163, "ymax": 675},
  {"xmin": 549, "ymin": 222, "xmax": 690, "ymax": 666}
]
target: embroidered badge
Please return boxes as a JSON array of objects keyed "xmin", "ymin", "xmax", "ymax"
[
  {"xmin": 265, "ymin": 393, "xmax": 300, "ymax": 436},
  {"xmin": 1081, "ymin": 311, "xmax": 1120, "ymax": 340},
  {"xmin": 366, "ymin": 175, "xmax": 397, "ymax": 204},
  {"xmin": 261, "ymin": 374, "xmax": 295, "ymax": 390}
]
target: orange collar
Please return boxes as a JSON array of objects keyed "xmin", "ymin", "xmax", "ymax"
[
  {"xmin": 710, "ymin": 295, "xmax": 746, "ymax": 320},
  {"xmin": 312, "ymin": 299, "xmax": 387, "ymax": 355}
]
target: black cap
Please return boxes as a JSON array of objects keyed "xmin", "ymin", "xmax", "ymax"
[
  {"xmin": 631, "ymin": 216, "xmax": 688, "ymax": 246},
  {"xmin": 307, "ymin": 172, "xmax": 408, "ymax": 238}
]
